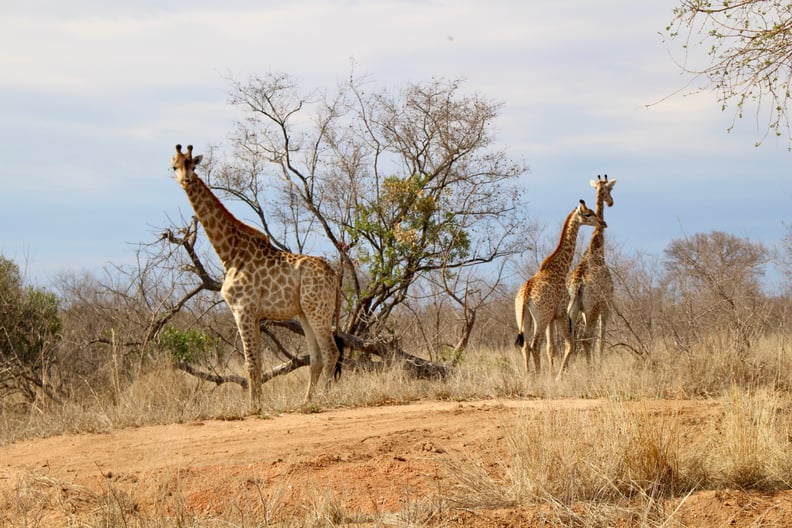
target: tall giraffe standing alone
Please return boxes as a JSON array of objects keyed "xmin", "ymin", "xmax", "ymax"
[
  {"xmin": 170, "ymin": 144, "xmax": 342, "ymax": 413},
  {"xmin": 515, "ymin": 200, "xmax": 606, "ymax": 376},
  {"xmin": 567, "ymin": 175, "xmax": 617, "ymax": 366}
]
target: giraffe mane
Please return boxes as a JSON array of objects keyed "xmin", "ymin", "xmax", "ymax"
[
  {"xmin": 193, "ymin": 178, "xmax": 274, "ymax": 246},
  {"xmin": 539, "ymin": 206, "xmax": 576, "ymax": 270}
]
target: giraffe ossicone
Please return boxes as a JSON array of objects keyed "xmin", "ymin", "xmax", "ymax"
[{"xmin": 170, "ymin": 144, "xmax": 343, "ymax": 413}]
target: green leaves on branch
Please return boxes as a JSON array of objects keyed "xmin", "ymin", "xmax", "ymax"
[
  {"xmin": 159, "ymin": 325, "xmax": 215, "ymax": 364},
  {"xmin": 665, "ymin": 0, "xmax": 792, "ymax": 146},
  {"xmin": 349, "ymin": 172, "xmax": 470, "ymax": 291}
]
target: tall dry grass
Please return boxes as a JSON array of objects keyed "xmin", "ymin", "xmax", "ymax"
[
  {"xmin": 1, "ymin": 329, "xmax": 789, "ymax": 443},
  {"xmin": 446, "ymin": 385, "xmax": 790, "ymax": 509}
]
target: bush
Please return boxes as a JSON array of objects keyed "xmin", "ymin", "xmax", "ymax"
[{"xmin": 0, "ymin": 256, "xmax": 62, "ymax": 402}]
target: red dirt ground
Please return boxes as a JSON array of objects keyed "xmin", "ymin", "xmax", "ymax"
[{"xmin": 1, "ymin": 399, "xmax": 790, "ymax": 526}]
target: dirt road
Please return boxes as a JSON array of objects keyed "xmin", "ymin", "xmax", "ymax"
[{"xmin": 1, "ymin": 399, "xmax": 790, "ymax": 526}]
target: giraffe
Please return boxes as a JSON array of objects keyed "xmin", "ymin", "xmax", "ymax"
[
  {"xmin": 567, "ymin": 175, "xmax": 617, "ymax": 366},
  {"xmin": 514, "ymin": 200, "xmax": 606, "ymax": 377},
  {"xmin": 170, "ymin": 144, "xmax": 343, "ymax": 413}
]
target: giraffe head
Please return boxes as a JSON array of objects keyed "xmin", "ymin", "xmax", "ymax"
[
  {"xmin": 590, "ymin": 174, "xmax": 617, "ymax": 207},
  {"xmin": 575, "ymin": 199, "xmax": 607, "ymax": 229},
  {"xmin": 171, "ymin": 144, "xmax": 203, "ymax": 187}
]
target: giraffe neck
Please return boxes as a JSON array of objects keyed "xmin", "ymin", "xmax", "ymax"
[
  {"xmin": 182, "ymin": 176, "xmax": 274, "ymax": 269},
  {"xmin": 539, "ymin": 209, "xmax": 581, "ymax": 277},
  {"xmin": 584, "ymin": 185, "xmax": 608, "ymax": 264},
  {"xmin": 584, "ymin": 226, "xmax": 606, "ymax": 265}
]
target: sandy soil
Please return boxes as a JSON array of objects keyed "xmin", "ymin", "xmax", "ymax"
[{"xmin": 1, "ymin": 399, "xmax": 790, "ymax": 526}]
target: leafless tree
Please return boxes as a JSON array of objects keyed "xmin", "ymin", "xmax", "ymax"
[{"xmin": 662, "ymin": 230, "xmax": 771, "ymax": 355}]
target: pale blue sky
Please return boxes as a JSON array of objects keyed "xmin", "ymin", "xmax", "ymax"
[{"xmin": 1, "ymin": 1, "xmax": 789, "ymax": 287}]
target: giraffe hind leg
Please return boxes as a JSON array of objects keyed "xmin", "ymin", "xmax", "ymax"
[
  {"xmin": 318, "ymin": 331, "xmax": 340, "ymax": 388},
  {"xmin": 299, "ymin": 316, "xmax": 323, "ymax": 403},
  {"xmin": 545, "ymin": 322, "xmax": 556, "ymax": 374},
  {"xmin": 555, "ymin": 313, "xmax": 576, "ymax": 380}
]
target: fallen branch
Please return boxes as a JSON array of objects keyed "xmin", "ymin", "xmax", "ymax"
[
  {"xmin": 174, "ymin": 319, "xmax": 451, "ymax": 389},
  {"xmin": 174, "ymin": 361, "xmax": 247, "ymax": 387},
  {"xmin": 266, "ymin": 320, "xmax": 450, "ymax": 380}
]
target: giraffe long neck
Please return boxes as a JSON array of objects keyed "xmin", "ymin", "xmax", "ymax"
[
  {"xmin": 182, "ymin": 176, "xmax": 272, "ymax": 269},
  {"xmin": 540, "ymin": 209, "xmax": 581, "ymax": 277},
  {"xmin": 584, "ymin": 186, "xmax": 608, "ymax": 264}
]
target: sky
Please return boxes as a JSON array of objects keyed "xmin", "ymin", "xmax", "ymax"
[{"xmin": 1, "ymin": 0, "xmax": 790, "ymax": 289}]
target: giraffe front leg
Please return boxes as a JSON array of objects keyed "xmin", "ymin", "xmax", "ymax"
[
  {"xmin": 233, "ymin": 311, "xmax": 262, "ymax": 415},
  {"xmin": 597, "ymin": 307, "xmax": 608, "ymax": 366}
]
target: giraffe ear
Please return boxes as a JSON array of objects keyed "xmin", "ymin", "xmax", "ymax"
[
  {"xmin": 606, "ymin": 178, "xmax": 617, "ymax": 188},
  {"xmin": 193, "ymin": 154, "xmax": 203, "ymax": 165},
  {"xmin": 590, "ymin": 179, "xmax": 598, "ymax": 188}
]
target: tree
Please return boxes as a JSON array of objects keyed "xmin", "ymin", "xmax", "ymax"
[
  {"xmin": 152, "ymin": 73, "xmax": 530, "ymax": 385},
  {"xmin": 662, "ymin": 231, "xmax": 770, "ymax": 354},
  {"xmin": 206, "ymin": 74, "xmax": 528, "ymax": 335},
  {"xmin": 665, "ymin": 0, "xmax": 792, "ymax": 145},
  {"xmin": 0, "ymin": 256, "xmax": 62, "ymax": 403}
]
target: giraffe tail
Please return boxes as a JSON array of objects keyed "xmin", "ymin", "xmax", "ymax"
[
  {"xmin": 332, "ymin": 272, "xmax": 345, "ymax": 381},
  {"xmin": 514, "ymin": 281, "xmax": 529, "ymax": 349},
  {"xmin": 333, "ymin": 333, "xmax": 345, "ymax": 381}
]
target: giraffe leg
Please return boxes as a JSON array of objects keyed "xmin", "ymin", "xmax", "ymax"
[
  {"xmin": 299, "ymin": 316, "xmax": 323, "ymax": 403},
  {"xmin": 555, "ymin": 314, "xmax": 576, "ymax": 380},
  {"xmin": 567, "ymin": 287, "xmax": 582, "ymax": 358},
  {"xmin": 597, "ymin": 306, "xmax": 609, "ymax": 366},
  {"xmin": 304, "ymin": 309, "xmax": 341, "ymax": 389},
  {"xmin": 528, "ymin": 332, "xmax": 542, "ymax": 374},
  {"xmin": 545, "ymin": 322, "xmax": 557, "ymax": 375},
  {"xmin": 527, "ymin": 309, "xmax": 544, "ymax": 375},
  {"xmin": 579, "ymin": 311, "xmax": 596, "ymax": 366},
  {"xmin": 583, "ymin": 303, "xmax": 605, "ymax": 366},
  {"xmin": 233, "ymin": 311, "xmax": 262, "ymax": 415},
  {"xmin": 519, "ymin": 308, "xmax": 536, "ymax": 374},
  {"xmin": 317, "ymin": 330, "xmax": 340, "ymax": 388}
]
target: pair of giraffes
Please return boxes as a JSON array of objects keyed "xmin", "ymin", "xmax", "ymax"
[{"xmin": 514, "ymin": 175, "xmax": 617, "ymax": 379}]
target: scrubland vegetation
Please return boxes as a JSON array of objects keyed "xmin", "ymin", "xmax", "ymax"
[{"xmin": 2, "ymin": 74, "xmax": 791, "ymax": 525}]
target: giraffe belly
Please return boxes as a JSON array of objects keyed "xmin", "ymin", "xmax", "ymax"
[{"xmin": 221, "ymin": 271, "xmax": 301, "ymax": 322}]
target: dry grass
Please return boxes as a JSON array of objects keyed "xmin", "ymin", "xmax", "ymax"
[
  {"xmin": 445, "ymin": 386, "xmax": 791, "ymax": 517},
  {"xmin": 1, "ymin": 330, "xmax": 789, "ymax": 441},
  {"xmin": 1, "ymin": 332, "xmax": 790, "ymax": 527}
]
